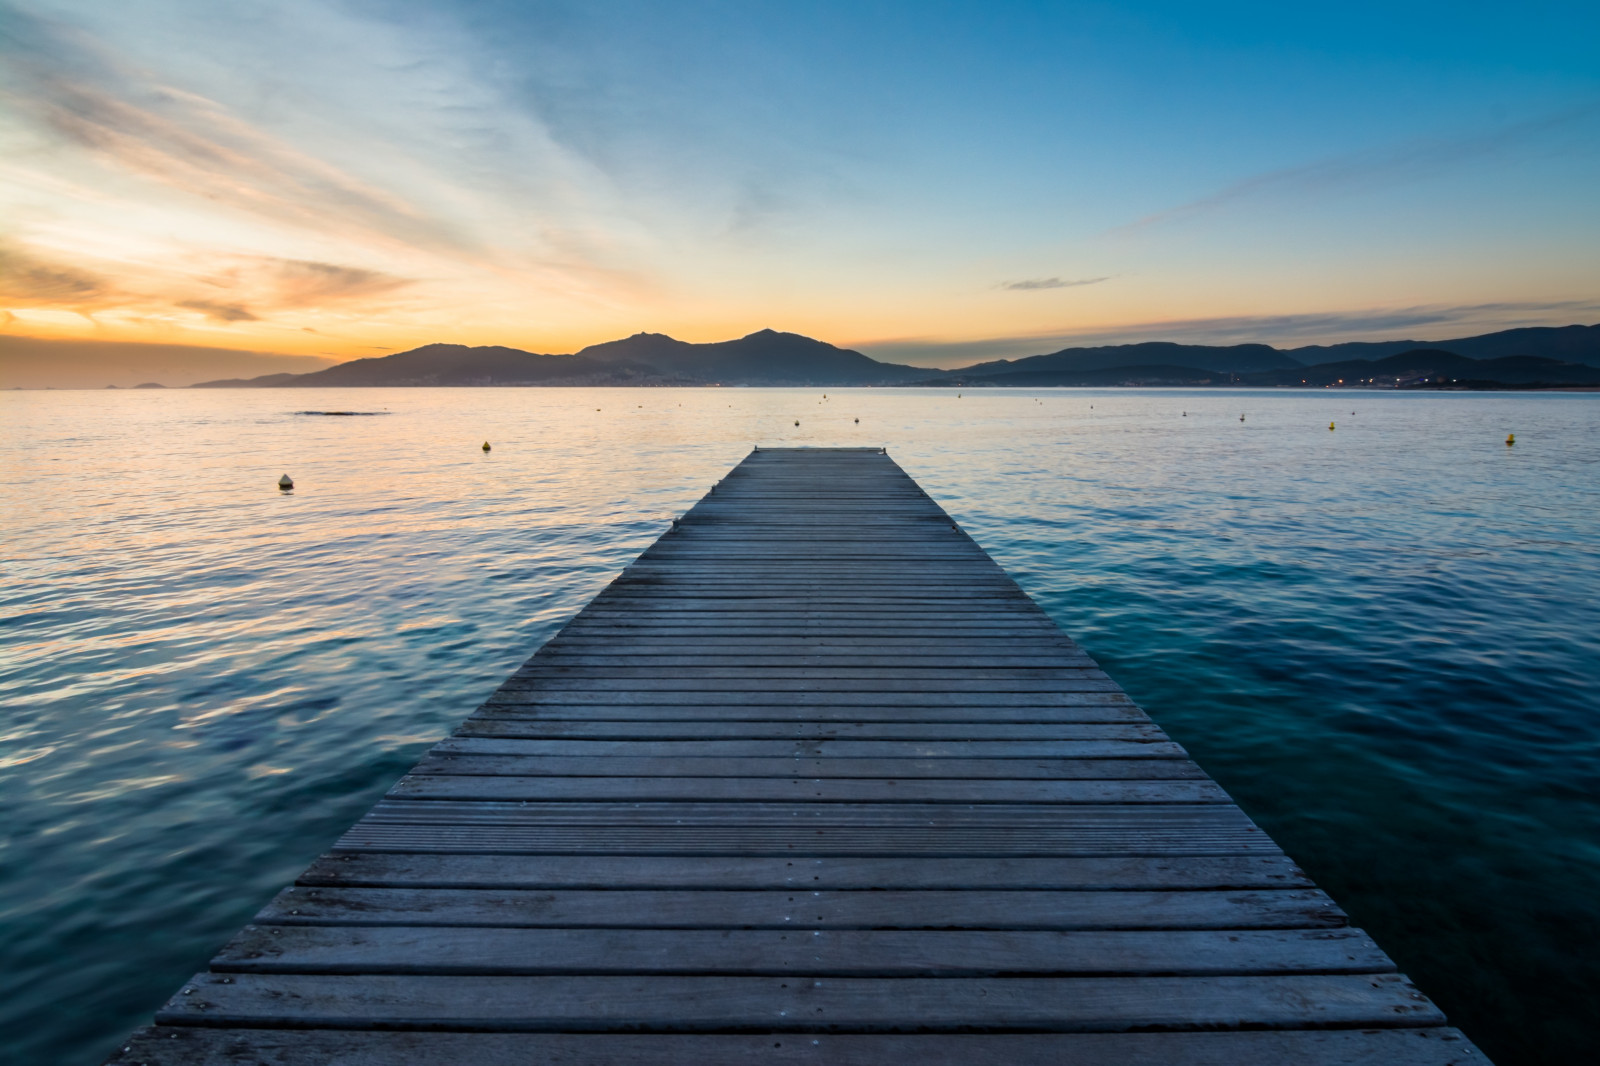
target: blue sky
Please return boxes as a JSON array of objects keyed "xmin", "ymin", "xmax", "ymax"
[{"xmin": 1, "ymin": 0, "xmax": 1597, "ymax": 367}]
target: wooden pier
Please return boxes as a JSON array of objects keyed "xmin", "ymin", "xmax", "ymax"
[{"xmin": 111, "ymin": 448, "xmax": 1484, "ymax": 1064}]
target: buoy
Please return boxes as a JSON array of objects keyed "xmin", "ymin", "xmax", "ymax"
[
  {"xmin": 278, "ymin": 474, "xmax": 293, "ymax": 490},
  {"xmin": 1240, "ymin": 414, "xmax": 1245, "ymax": 422},
  {"xmin": 854, "ymin": 418, "xmax": 859, "ymax": 423},
  {"xmin": 1182, "ymin": 411, "xmax": 1187, "ymax": 417},
  {"xmin": 1506, "ymin": 433, "xmax": 1515, "ymax": 446},
  {"xmin": 481, "ymin": 441, "xmax": 491, "ymax": 452},
  {"xmin": 794, "ymin": 420, "xmax": 799, "ymax": 426},
  {"xmin": 1329, "ymin": 422, "xmax": 1335, "ymax": 431}
]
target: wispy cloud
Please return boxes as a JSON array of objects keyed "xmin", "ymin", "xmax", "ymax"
[
  {"xmin": 1110, "ymin": 106, "xmax": 1600, "ymax": 236},
  {"xmin": 854, "ymin": 300, "xmax": 1600, "ymax": 368},
  {"xmin": 271, "ymin": 260, "xmax": 410, "ymax": 305},
  {"xmin": 0, "ymin": 11, "xmax": 473, "ymax": 257},
  {"xmin": 175, "ymin": 299, "xmax": 257, "ymax": 323},
  {"xmin": 0, "ymin": 237, "xmax": 413, "ymax": 326},
  {"xmin": 0, "ymin": 242, "xmax": 115, "ymax": 309},
  {"xmin": 1000, "ymin": 276, "xmax": 1108, "ymax": 291}
]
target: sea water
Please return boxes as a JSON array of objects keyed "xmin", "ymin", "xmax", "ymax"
[{"xmin": 2, "ymin": 387, "xmax": 1596, "ymax": 1065}]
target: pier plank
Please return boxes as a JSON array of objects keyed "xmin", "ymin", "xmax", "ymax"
[
  {"xmin": 152, "ymin": 972, "xmax": 1446, "ymax": 1030},
  {"xmin": 105, "ymin": 1028, "xmax": 1488, "ymax": 1066},
  {"xmin": 109, "ymin": 447, "xmax": 1483, "ymax": 1065}
]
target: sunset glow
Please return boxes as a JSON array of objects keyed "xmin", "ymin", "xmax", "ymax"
[{"xmin": 3, "ymin": 1, "xmax": 1598, "ymax": 377}]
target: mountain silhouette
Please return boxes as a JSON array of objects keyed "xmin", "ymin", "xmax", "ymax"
[
  {"xmin": 576, "ymin": 329, "xmax": 928, "ymax": 385},
  {"xmin": 946, "ymin": 341, "xmax": 1299, "ymax": 382},
  {"xmin": 188, "ymin": 324, "xmax": 1600, "ymax": 388}
]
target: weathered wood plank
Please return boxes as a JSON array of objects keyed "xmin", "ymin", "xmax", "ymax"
[
  {"xmin": 333, "ymin": 829, "xmax": 1277, "ymax": 857},
  {"xmin": 482, "ymin": 690, "xmax": 1135, "ymax": 707},
  {"xmin": 494, "ymin": 681, "xmax": 1130, "ymax": 696},
  {"xmin": 452, "ymin": 722, "xmax": 1165, "ymax": 739},
  {"xmin": 104, "ymin": 1027, "xmax": 1491, "ymax": 1066},
  {"xmin": 509, "ymin": 667, "xmax": 1113, "ymax": 681},
  {"xmin": 352, "ymin": 799, "xmax": 1256, "ymax": 829},
  {"xmin": 468, "ymin": 704, "xmax": 1150, "ymax": 723},
  {"xmin": 522, "ymin": 655, "xmax": 1102, "ymax": 668},
  {"xmin": 431, "ymin": 737, "xmax": 1183, "ymax": 758},
  {"xmin": 296, "ymin": 853, "xmax": 1315, "ymax": 890},
  {"xmin": 408, "ymin": 755, "xmax": 1208, "ymax": 779},
  {"xmin": 152, "ymin": 972, "xmax": 1446, "ymax": 1031},
  {"xmin": 213, "ymin": 926, "xmax": 1386, "ymax": 976},
  {"xmin": 387, "ymin": 775, "xmax": 1226, "ymax": 804},
  {"xmin": 251, "ymin": 886, "xmax": 1342, "ymax": 929}
]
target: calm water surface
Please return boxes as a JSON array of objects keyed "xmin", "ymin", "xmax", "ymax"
[{"xmin": 2, "ymin": 387, "xmax": 1597, "ymax": 1065}]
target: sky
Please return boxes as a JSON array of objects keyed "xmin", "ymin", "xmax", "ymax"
[{"xmin": 2, "ymin": 0, "xmax": 1598, "ymax": 377}]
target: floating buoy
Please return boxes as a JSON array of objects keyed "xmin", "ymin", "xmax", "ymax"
[
  {"xmin": 481, "ymin": 441, "xmax": 491, "ymax": 452},
  {"xmin": 1506, "ymin": 433, "xmax": 1515, "ymax": 446},
  {"xmin": 1240, "ymin": 414, "xmax": 1245, "ymax": 422},
  {"xmin": 794, "ymin": 420, "xmax": 800, "ymax": 426},
  {"xmin": 1182, "ymin": 411, "xmax": 1187, "ymax": 417},
  {"xmin": 1329, "ymin": 422, "xmax": 1335, "ymax": 431},
  {"xmin": 278, "ymin": 474, "xmax": 293, "ymax": 490},
  {"xmin": 854, "ymin": 418, "xmax": 859, "ymax": 423}
]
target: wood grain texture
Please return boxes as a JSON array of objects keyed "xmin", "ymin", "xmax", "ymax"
[
  {"xmin": 107, "ymin": 448, "xmax": 1484, "ymax": 1065},
  {"xmin": 106, "ymin": 1027, "xmax": 1488, "ymax": 1066}
]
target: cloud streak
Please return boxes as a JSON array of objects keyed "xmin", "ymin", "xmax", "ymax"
[
  {"xmin": 0, "ymin": 5, "xmax": 495, "ymax": 262},
  {"xmin": 1110, "ymin": 105, "xmax": 1600, "ymax": 236},
  {"xmin": 0, "ymin": 242, "xmax": 114, "ymax": 308},
  {"xmin": 1000, "ymin": 276, "xmax": 1108, "ymax": 291},
  {"xmin": 176, "ymin": 299, "xmax": 257, "ymax": 322}
]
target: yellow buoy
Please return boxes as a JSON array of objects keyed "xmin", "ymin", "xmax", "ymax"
[
  {"xmin": 1329, "ymin": 422, "xmax": 1335, "ymax": 431},
  {"xmin": 277, "ymin": 474, "xmax": 293, "ymax": 490},
  {"xmin": 481, "ymin": 441, "xmax": 491, "ymax": 452},
  {"xmin": 1506, "ymin": 433, "xmax": 1515, "ymax": 446},
  {"xmin": 794, "ymin": 420, "xmax": 799, "ymax": 426}
]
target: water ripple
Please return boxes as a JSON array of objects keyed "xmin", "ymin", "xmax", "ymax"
[{"xmin": 1, "ymin": 387, "xmax": 1597, "ymax": 1065}]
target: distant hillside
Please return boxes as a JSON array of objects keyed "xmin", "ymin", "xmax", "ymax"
[
  {"xmin": 577, "ymin": 329, "xmax": 929, "ymax": 385},
  {"xmin": 1287, "ymin": 324, "xmax": 1600, "ymax": 368},
  {"xmin": 192, "ymin": 372, "xmax": 307, "ymax": 388},
  {"xmin": 915, "ymin": 364, "xmax": 1226, "ymax": 387},
  {"xmin": 279, "ymin": 344, "xmax": 679, "ymax": 387},
  {"xmin": 944, "ymin": 341, "xmax": 1300, "ymax": 384},
  {"xmin": 195, "ymin": 330, "xmax": 929, "ymax": 387}
]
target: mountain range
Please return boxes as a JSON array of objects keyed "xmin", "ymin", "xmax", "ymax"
[{"xmin": 193, "ymin": 323, "xmax": 1600, "ymax": 389}]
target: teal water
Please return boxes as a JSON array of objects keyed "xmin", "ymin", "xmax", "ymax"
[{"xmin": 2, "ymin": 387, "xmax": 1596, "ymax": 1065}]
